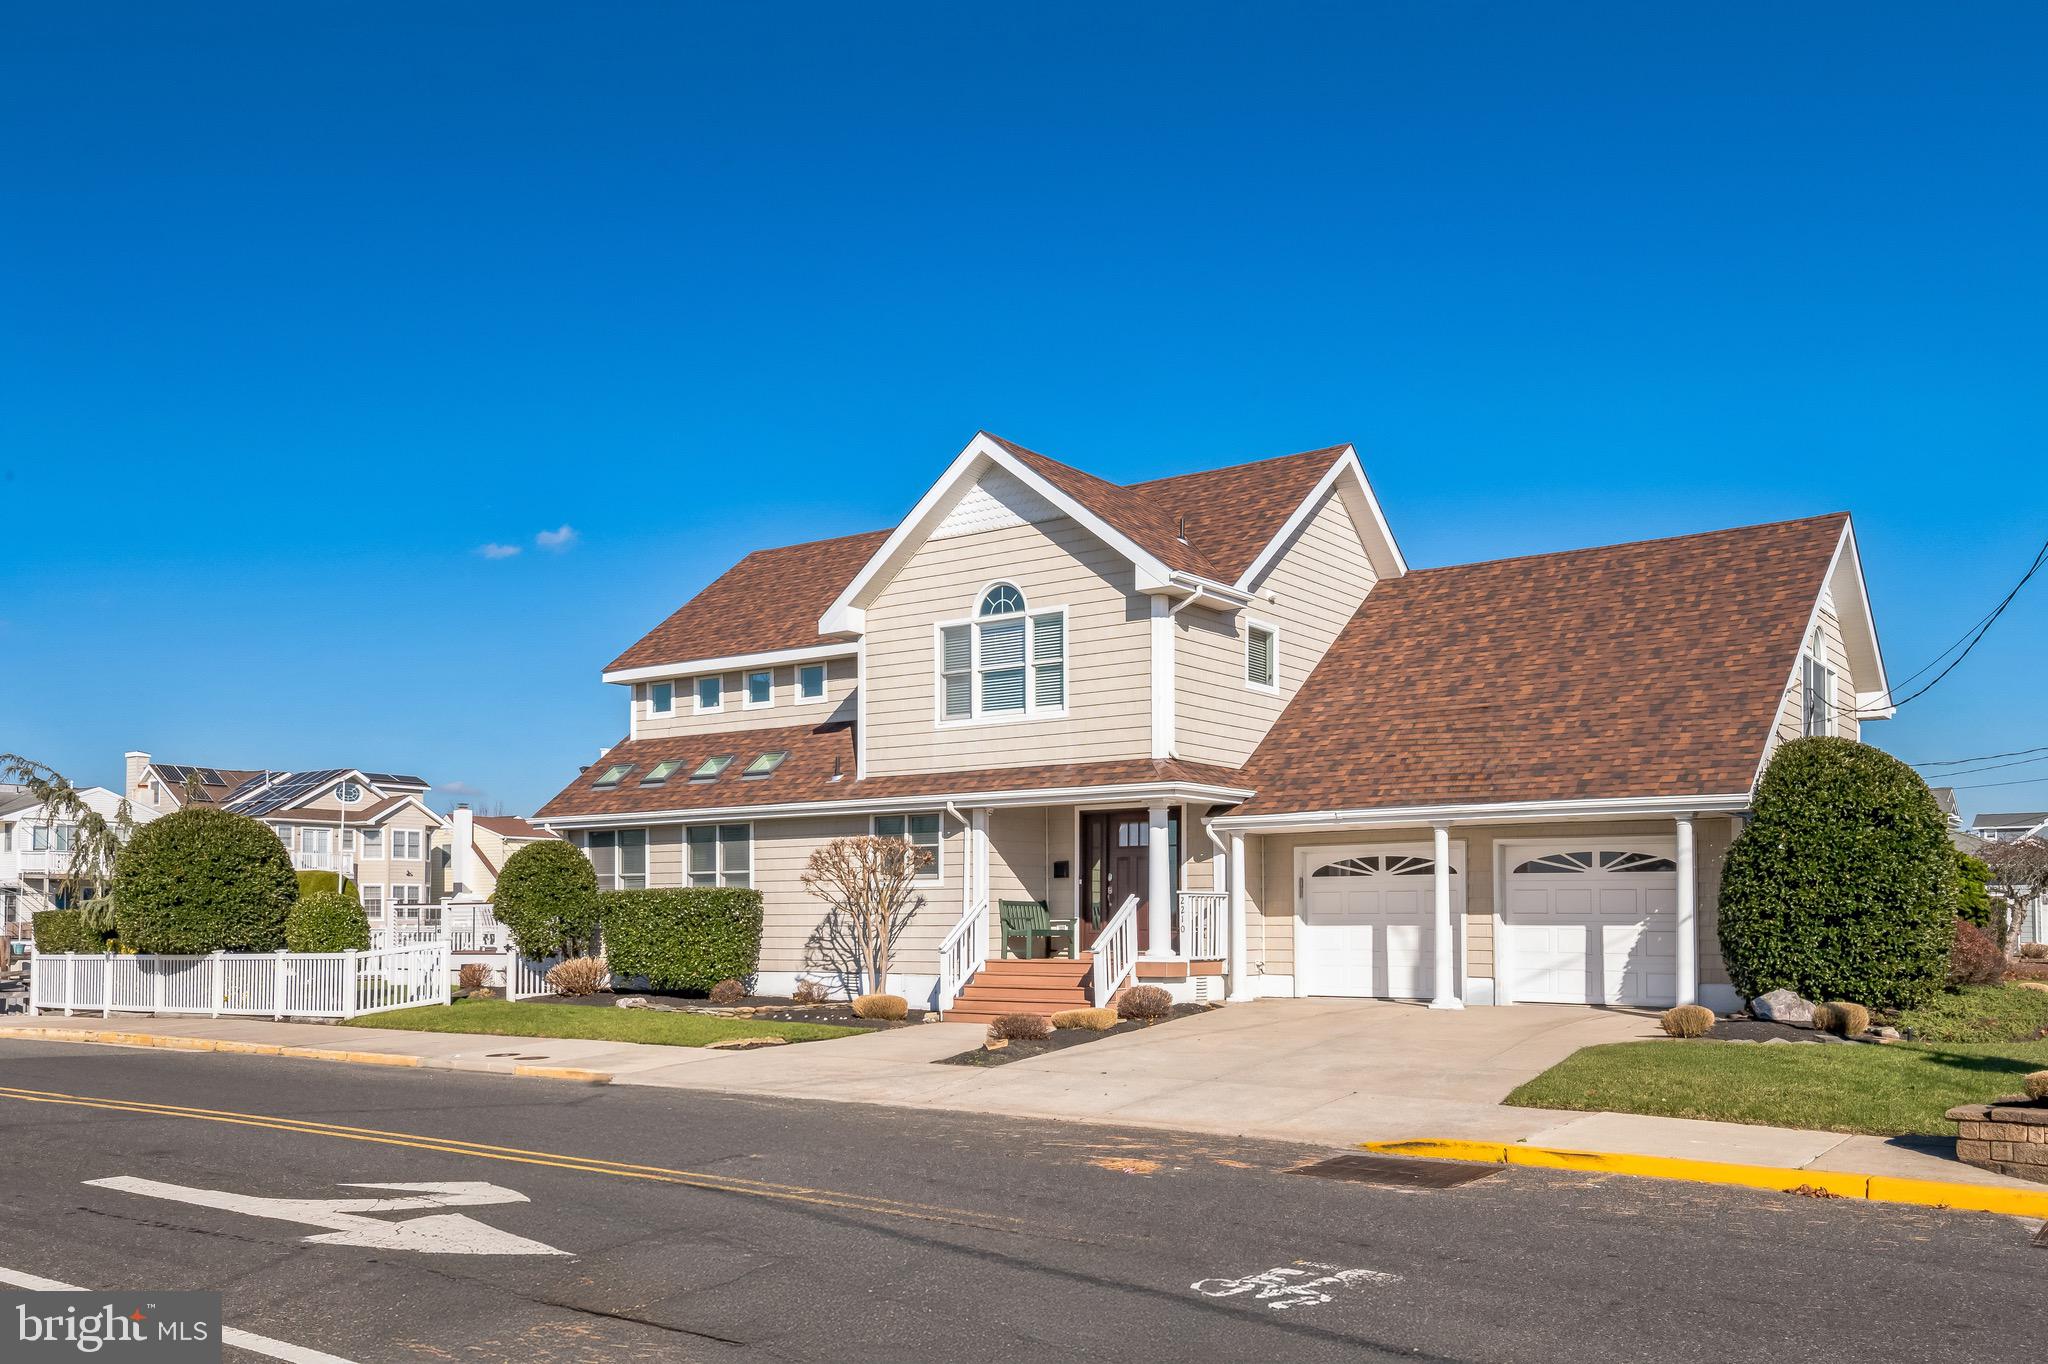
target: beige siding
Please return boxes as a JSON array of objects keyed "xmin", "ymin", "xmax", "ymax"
[
  {"xmin": 633, "ymin": 656, "xmax": 858, "ymax": 740},
  {"xmin": 865, "ymin": 513, "xmax": 1152, "ymax": 776},
  {"xmin": 353, "ymin": 806, "xmax": 438, "ymax": 912},
  {"xmin": 1765, "ymin": 590, "xmax": 1860, "ymax": 766},
  {"xmin": 1176, "ymin": 489, "xmax": 1378, "ymax": 766}
]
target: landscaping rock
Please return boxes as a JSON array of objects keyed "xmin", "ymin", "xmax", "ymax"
[
  {"xmin": 1751, "ymin": 989, "xmax": 1816, "ymax": 1026},
  {"xmin": 614, "ymin": 997, "xmax": 650, "ymax": 1009},
  {"xmin": 1869, "ymin": 1025, "xmax": 1901, "ymax": 1040},
  {"xmin": 704, "ymin": 1035, "xmax": 789, "ymax": 1051},
  {"xmin": 983, "ymin": 1038, "xmax": 1009, "ymax": 1051}
]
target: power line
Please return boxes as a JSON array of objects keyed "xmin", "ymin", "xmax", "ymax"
[
  {"xmin": 1914, "ymin": 752, "xmax": 2048, "ymax": 780},
  {"xmin": 1913, "ymin": 744, "xmax": 2048, "ymax": 768},
  {"xmin": 1882, "ymin": 536, "xmax": 2047, "ymax": 710},
  {"xmin": 1950, "ymin": 775, "xmax": 2048, "ymax": 791}
]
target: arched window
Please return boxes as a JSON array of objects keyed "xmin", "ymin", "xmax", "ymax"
[
  {"xmin": 1801, "ymin": 623, "xmax": 1836, "ymax": 738},
  {"xmin": 979, "ymin": 582, "xmax": 1026, "ymax": 617}
]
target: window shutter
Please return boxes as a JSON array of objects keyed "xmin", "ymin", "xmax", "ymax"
[
  {"xmin": 941, "ymin": 625, "xmax": 972, "ymax": 717},
  {"xmin": 1248, "ymin": 627, "xmax": 1275, "ymax": 687}
]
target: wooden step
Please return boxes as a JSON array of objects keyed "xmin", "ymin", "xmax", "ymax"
[{"xmin": 951, "ymin": 991, "xmax": 1092, "ymax": 1011}]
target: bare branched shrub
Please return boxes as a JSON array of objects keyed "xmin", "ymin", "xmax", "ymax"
[
  {"xmin": 545, "ymin": 956, "xmax": 608, "ymax": 996},
  {"xmin": 1116, "ymin": 985, "xmax": 1172, "ymax": 1022},
  {"xmin": 1659, "ymin": 1004, "xmax": 1715, "ymax": 1038},
  {"xmin": 791, "ymin": 978, "xmax": 829, "ymax": 1005},
  {"xmin": 458, "ymin": 962, "xmax": 489, "ymax": 991},
  {"xmin": 708, "ymin": 978, "xmax": 747, "ymax": 1006},
  {"xmin": 801, "ymin": 835, "xmax": 929, "ymax": 996},
  {"xmin": 988, "ymin": 1013, "xmax": 1052, "ymax": 1041}
]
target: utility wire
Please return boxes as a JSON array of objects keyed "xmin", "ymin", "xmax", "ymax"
[
  {"xmin": 1913, "ymin": 743, "xmax": 2048, "ymax": 768},
  {"xmin": 1884, "ymin": 536, "xmax": 2047, "ymax": 710},
  {"xmin": 1950, "ymin": 774, "xmax": 2048, "ymax": 792},
  {"xmin": 1913, "ymin": 751, "xmax": 2048, "ymax": 780}
]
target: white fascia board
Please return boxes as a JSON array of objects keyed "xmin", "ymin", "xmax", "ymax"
[
  {"xmin": 535, "ymin": 779, "xmax": 1256, "ymax": 830},
  {"xmin": 1208, "ymin": 792, "xmax": 1752, "ymax": 835},
  {"xmin": 603, "ymin": 642, "xmax": 856, "ymax": 687},
  {"xmin": 1828, "ymin": 519, "xmax": 1891, "ymax": 712},
  {"xmin": 1236, "ymin": 447, "xmax": 1409, "ymax": 591}
]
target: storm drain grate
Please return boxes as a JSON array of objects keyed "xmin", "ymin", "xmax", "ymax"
[{"xmin": 1289, "ymin": 1152, "xmax": 1501, "ymax": 1189}]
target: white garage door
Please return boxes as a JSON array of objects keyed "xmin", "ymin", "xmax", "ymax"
[
  {"xmin": 1503, "ymin": 846, "xmax": 1678, "ymax": 1006},
  {"xmin": 1298, "ymin": 847, "xmax": 1462, "ymax": 999}
]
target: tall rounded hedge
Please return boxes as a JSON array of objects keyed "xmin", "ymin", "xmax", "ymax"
[
  {"xmin": 113, "ymin": 808, "xmax": 297, "ymax": 953},
  {"xmin": 1718, "ymin": 737, "xmax": 1956, "ymax": 1010},
  {"xmin": 295, "ymin": 869, "xmax": 359, "ymax": 903},
  {"xmin": 601, "ymin": 887, "xmax": 763, "ymax": 991},
  {"xmin": 286, "ymin": 891, "xmax": 371, "ymax": 952},
  {"xmin": 32, "ymin": 908, "xmax": 104, "ymax": 954},
  {"xmin": 493, "ymin": 838, "xmax": 601, "ymax": 959}
]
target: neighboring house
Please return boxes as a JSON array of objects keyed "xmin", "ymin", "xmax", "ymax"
[
  {"xmin": 124, "ymin": 753, "xmax": 443, "ymax": 928},
  {"xmin": 1970, "ymin": 811, "xmax": 2048, "ymax": 844},
  {"xmin": 0, "ymin": 786, "xmax": 161, "ymax": 936},
  {"xmin": 534, "ymin": 431, "xmax": 1890, "ymax": 1017},
  {"xmin": 1930, "ymin": 786, "xmax": 1962, "ymax": 831},
  {"xmin": 430, "ymin": 807, "xmax": 558, "ymax": 899}
]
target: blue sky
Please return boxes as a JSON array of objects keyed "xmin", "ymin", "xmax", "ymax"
[{"xmin": 4, "ymin": 3, "xmax": 2043, "ymax": 817}]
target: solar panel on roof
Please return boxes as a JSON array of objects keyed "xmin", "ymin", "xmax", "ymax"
[{"xmin": 200, "ymin": 768, "xmax": 225, "ymax": 786}]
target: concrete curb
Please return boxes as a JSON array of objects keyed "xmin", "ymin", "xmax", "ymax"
[
  {"xmin": 0, "ymin": 1026, "xmax": 614, "ymax": 1085},
  {"xmin": 1362, "ymin": 1138, "xmax": 2048, "ymax": 1221}
]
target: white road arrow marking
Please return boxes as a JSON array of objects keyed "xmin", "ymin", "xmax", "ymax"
[{"xmin": 84, "ymin": 1176, "xmax": 567, "ymax": 1256}]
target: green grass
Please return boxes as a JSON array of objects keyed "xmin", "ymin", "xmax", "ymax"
[
  {"xmin": 342, "ymin": 996, "xmax": 866, "ymax": 1047},
  {"xmin": 1505, "ymin": 1038, "xmax": 2048, "ymax": 1137},
  {"xmin": 1891, "ymin": 984, "xmax": 2048, "ymax": 1043}
]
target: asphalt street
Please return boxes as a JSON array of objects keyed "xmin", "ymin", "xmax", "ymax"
[{"xmin": 0, "ymin": 1038, "xmax": 2039, "ymax": 1364}]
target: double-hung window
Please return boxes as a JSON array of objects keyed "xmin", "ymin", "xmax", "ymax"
[
  {"xmin": 585, "ymin": 829, "xmax": 648, "ymax": 889},
  {"xmin": 687, "ymin": 824, "xmax": 751, "ymax": 887},
  {"xmin": 649, "ymin": 681, "xmax": 674, "ymax": 716},
  {"xmin": 360, "ymin": 829, "xmax": 384, "ymax": 859},
  {"xmin": 391, "ymin": 829, "xmax": 424, "ymax": 861},
  {"xmin": 1801, "ymin": 624, "xmax": 1835, "ymax": 738},
  {"xmin": 362, "ymin": 884, "xmax": 384, "ymax": 918},
  {"xmin": 940, "ymin": 583, "xmax": 1066, "ymax": 721},
  {"xmin": 873, "ymin": 813, "xmax": 942, "ymax": 882}
]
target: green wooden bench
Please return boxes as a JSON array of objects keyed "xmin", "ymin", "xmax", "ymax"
[{"xmin": 999, "ymin": 899, "xmax": 1080, "ymax": 960}]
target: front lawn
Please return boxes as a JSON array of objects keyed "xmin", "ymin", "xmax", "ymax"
[
  {"xmin": 1505, "ymin": 1038, "xmax": 2048, "ymax": 1137},
  {"xmin": 343, "ymin": 996, "xmax": 866, "ymax": 1047},
  {"xmin": 1891, "ymin": 984, "xmax": 2048, "ymax": 1043}
]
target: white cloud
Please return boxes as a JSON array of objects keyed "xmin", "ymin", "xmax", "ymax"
[
  {"xmin": 476, "ymin": 542, "xmax": 523, "ymax": 560},
  {"xmin": 535, "ymin": 524, "xmax": 578, "ymax": 552}
]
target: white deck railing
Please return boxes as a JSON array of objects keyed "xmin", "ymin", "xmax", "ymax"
[
  {"xmin": 291, "ymin": 850, "xmax": 356, "ymax": 877},
  {"xmin": 30, "ymin": 943, "xmax": 450, "ymax": 1021},
  {"xmin": 1090, "ymin": 895, "xmax": 1139, "ymax": 1007},
  {"xmin": 936, "ymin": 896, "xmax": 990, "ymax": 1015},
  {"xmin": 1177, "ymin": 891, "xmax": 1228, "ymax": 961}
]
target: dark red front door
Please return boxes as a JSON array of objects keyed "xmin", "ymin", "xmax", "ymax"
[{"xmin": 1080, "ymin": 809, "xmax": 1178, "ymax": 953}]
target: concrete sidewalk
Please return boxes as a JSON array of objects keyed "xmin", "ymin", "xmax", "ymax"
[{"xmin": 3, "ymin": 1003, "xmax": 2038, "ymax": 1199}]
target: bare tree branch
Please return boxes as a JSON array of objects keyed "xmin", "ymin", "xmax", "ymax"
[
  {"xmin": 799, "ymin": 835, "xmax": 928, "ymax": 995},
  {"xmin": 1, "ymin": 754, "xmax": 134, "ymax": 906}
]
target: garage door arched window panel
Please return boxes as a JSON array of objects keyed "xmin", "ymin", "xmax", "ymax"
[
  {"xmin": 1310, "ymin": 855, "xmax": 1458, "ymax": 879},
  {"xmin": 1312, "ymin": 856, "xmax": 1380, "ymax": 877},
  {"xmin": 1513, "ymin": 850, "xmax": 1675, "ymax": 875},
  {"xmin": 1600, "ymin": 851, "xmax": 1676, "ymax": 873}
]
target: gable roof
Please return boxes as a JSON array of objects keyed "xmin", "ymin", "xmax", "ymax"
[
  {"xmin": 1230, "ymin": 513, "xmax": 1854, "ymax": 817},
  {"xmin": 986, "ymin": 435, "xmax": 1231, "ymax": 579},
  {"xmin": 475, "ymin": 815, "xmax": 554, "ymax": 841},
  {"xmin": 1124, "ymin": 444, "xmax": 1355, "ymax": 583},
  {"xmin": 1973, "ymin": 811, "xmax": 2048, "ymax": 830}
]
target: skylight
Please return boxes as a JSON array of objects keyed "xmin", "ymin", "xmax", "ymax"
[
  {"xmin": 743, "ymin": 751, "xmax": 788, "ymax": 778},
  {"xmin": 592, "ymin": 763, "xmax": 633, "ymax": 789},
  {"xmin": 640, "ymin": 759, "xmax": 684, "ymax": 786},
  {"xmin": 691, "ymin": 755, "xmax": 735, "ymax": 781}
]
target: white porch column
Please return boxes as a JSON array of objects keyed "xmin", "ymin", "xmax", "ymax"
[
  {"xmin": 1429, "ymin": 822, "xmax": 1462, "ymax": 1009},
  {"xmin": 1227, "ymin": 831, "xmax": 1253, "ymax": 1001},
  {"xmin": 969, "ymin": 808, "xmax": 990, "ymax": 907},
  {"xmin": 1674, "ymin": 814, "xmax": 1698, "ymax": 1007},
  {"xmin": 1143, "ymin": 802, "xmax": 1174, "ymax": 957}
]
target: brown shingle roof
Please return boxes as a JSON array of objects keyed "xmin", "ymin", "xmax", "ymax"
[
  {"xmin": 1231, "ymin": 513, "xmax": 1850, "ymax": 816},
  {"xmin": 984, "ymin": 434, "xmax": 1226, "ymax": 579},
  {"xmin": 475, "ymin": 815, "xmax": 554, "ymax": 841},
  {"xmin": 605, "ymin": 529, "xmax": 890, "ymax": 673},
  {"xmin": 1124, "ymin": 443, "xmax": 1352, "ymax": 583},
  {"xmin": 532, "ymin": 721, "xmax": 1248, "ymax": 821}
]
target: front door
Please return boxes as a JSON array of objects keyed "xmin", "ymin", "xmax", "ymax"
[{"xmin": 1080, "ymin": 809, "xmax": 1179, "ymax": 953}]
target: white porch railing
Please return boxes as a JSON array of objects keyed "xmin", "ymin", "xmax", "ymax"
[
  {"xmin": 292, "ymin": 850, "xmax": 357, "ymax": 877},
  {"xmin": 1090, "ymin": 895, "xmax": 1139, "ymax": 1007},
  {"xmin": 936, "ymin": 896, "xmax": 990, "ymax": 1015},
  {"xmin": 1177, "ymin": 891, "xmax": 1228, "ymax": 962},
  {"xmin": 368, "ymin": 902, "xmax": 508, "ymax": 954},
  {"xmin": 29, "ymin": 943, "xmax": 449, "ymax": 1020}
]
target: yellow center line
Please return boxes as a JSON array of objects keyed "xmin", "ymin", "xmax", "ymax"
[{"xmin": 0, "ymin": 1084, "xmax": 1028, "ymax": 1232}]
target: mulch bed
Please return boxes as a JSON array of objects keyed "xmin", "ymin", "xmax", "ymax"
[
  {"xmin": 499, "ymin": 989, "xmax": 928, "ymax": 1030},
  {"xmin": 936, "ymin": 1003, "xmax": 1216, "ymax": 1067},
  {"xmin": 1701, "ymin": 1017, "xmax": 1854, "ymax": 1044}
]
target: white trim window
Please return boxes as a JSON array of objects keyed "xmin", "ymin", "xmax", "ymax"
[
  {"xmin": 389, "ymin": 884, "xmax": 426, "ymax": 920},
  {"xmin": 938, "ymin": 582, "xmax": 1066, "ymax": 721},
  {"xmin": 360, "ymin": 828, "xmax": 384, "ymax": 859},
  {"xmin": 585, "ymin": 829, "xmax": 649, "ymax": 890},
  {"xmin": 687, "ymin": 823, "xmax": 752, "ymax": 887},
  {"xmin": 694, "ymin": 675, "xmax": 724, "ymax": 713},
  {"xmin": 29, "ymin": 825, "xmax": 50, "ymax": 853},
  {"xmin": 271, "ymin": 823, "xmax": 295, "ymax": 851},
  {"xmin": 1245, "ymin": 621, "xmax": 1279, "ymax": 691},
  {"xmin": 744, "ymin": 669, "xmax": 774, "ymax": 709},
  {"xmin": 1801, "ymin": 624, "xmax": 1836, "ymax": 738},
  {"xmin": 872, "ymin": 812, "xmax": 942, "ymax": 883},
  {"xmin": 649, "ymin": 681, "xmax": 675, "ymax": 716},
  {"xmin": 362, "ymin": 884, "xmax": 384, "ymax": 919},
  {"xmin": 797, "ymin": 663, "xmax": 828, "ymax": 703},
  {"xmin": 390, "ymin": 828, "xmax": 424, "ymax": 861}
]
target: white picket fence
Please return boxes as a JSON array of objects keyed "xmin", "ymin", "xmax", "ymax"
[
  {"xmin": 503, "ymin": 949, "xmax": 563, "ymax": 1001},
  {"xmin": 29, "ymin": 943, "xmax": 451, "ymax": 1020}
]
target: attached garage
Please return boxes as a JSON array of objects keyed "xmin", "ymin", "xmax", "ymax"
[
  {"xmin": 1295, "ymin": 844, "xmax": 1463, "ymax": 999},
  {"xmin": 1500, "ymin": 842, "xmax": 1679, "ymax": 1006}
]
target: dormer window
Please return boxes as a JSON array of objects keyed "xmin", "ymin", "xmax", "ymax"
[
  {"xmin": 1801, "ymin": 623, "xmax": 1835, "ymax": 738},
  {"xmin": 649, "ymin": 681, "xmax": 674, "ymax": 716},
  {"xmin": 941, "ymin": 585, "xmax": 1066, "ymax": 721}
]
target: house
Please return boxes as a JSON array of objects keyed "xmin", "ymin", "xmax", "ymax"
[
  {"xmin": 1, "ymin": 785, "xmax": 162, "ymax": 938},
  {"xmin": 1930, "ymin": 786, "xmax": 1962, "ymax": 831},
  {"xmin": 124, "ymin": 754, "xmax": 444, "ymax": 929},
  {"xmin": 534, "ymin": 431, "xmax": 1890, "ymax": 1019},
  {"xmin": 1970, "ymin": 811, "xmax": 2048, "ymax": 844},
  {"xmin": 431, "ymin": 806, "xmax": 558, "ymax": 900}
]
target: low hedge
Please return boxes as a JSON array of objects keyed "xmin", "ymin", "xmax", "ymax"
[
  {"xmin": 32, "ymin": 909, "xmax": 102, "ymax": 954},
  {"xmin": 285, "ymin": 891, "xmax": 371, "ymax": 952},
  {"xmin": 600, "ymin": 887, "xmax": 763, "ymax": 992}
]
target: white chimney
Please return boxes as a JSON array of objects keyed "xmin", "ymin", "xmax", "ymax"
[
  {"xmin": 451, "ymin": 804, "xmax": 476, "ymax": 896},
  {"xmin": 125, "ymin": 751, "xmax": 152, "ymax": 804}
]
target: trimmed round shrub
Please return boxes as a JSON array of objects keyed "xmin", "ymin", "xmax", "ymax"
[
  {"xmin": 1717, "ymin": 738, "xmax": 1955, "ymax": 1011},
  {"xmin": 285, "ymin": 891, "xmax": 370, "ymax": 952},
  {"xmin": 295, "ymin": 869, "xmax": 358, "ymax": 903},
  {"xmin": 1820, "ymin": 1001, "xmax": 1870, "ymax": 1037},
  {"xmin": 851, "ymin": 992, "xmax": 908, "ymax": 1021},
  {"xmin": 988, "ymin": 1012, "xmax": 1052, "ymax": 1041},
  {"xmin": 2023, "ymin": 1071, "xmax": 2048, "ymax": 1103},
  {"xmin": 1948, "ymin": 918, "xmax": 2005, "ymax": 987},
  {"xmin": 708, "ymin": 978, "xmax": 747, "ymax": 1006},
  {"xmin": 545, "ymin": 956, "xmax": 609, "ymax": 995},
  {"xmin": 1116, "ymin": 984, "xmax": 1173, "ymax": 1021},
  {"xmin": 113, "ymin": 808, "xmax": 296, "ymax": 954},
  {"xmin": 31, "ymin": 908, "xmax": 103, "ymax": 955},
  {"xmin": 494, "ymin": 840, "xmax": 601, "ymax": 959},
  {"xmin": 600, "ymin": 888, "xmax": 762, "ymax": 991},
  {"xmin": 1658, "ymin": 1003, "xmax": 1715, "ymax": 1038},
  {"xmin": 1050, "ymin": 1007, "xmax": 1120, "ymax": 1031}
]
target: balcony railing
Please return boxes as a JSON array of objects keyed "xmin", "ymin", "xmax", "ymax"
[
  {"xmin": 291, "ymin": 851, "xmax": 357, "ymax": 877},
  {"xmin": 1176, "ymin": 891, "xmax": 1228, "ymax": 962}
]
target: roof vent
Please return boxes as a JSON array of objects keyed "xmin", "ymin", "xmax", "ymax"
[{"xmin": 1176, "ymin": 513, "xmax": 1187, "ymax": 543}]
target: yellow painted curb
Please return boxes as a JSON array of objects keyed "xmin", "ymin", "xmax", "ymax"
[
  {"xmin": 1361, "ymin": 1139, "xmax": 2048, "ymax": 1220},
  {"xmin": 512, "ymin": 1065, "xmax": 614, "ymax": 1084}
]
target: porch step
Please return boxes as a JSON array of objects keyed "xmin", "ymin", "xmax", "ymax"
[{"xmin": 945, "ymin": 955, "xmax": 1099, "ymax": 1023}]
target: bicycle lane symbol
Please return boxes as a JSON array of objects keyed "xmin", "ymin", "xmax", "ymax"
[{"xmin": 1190, "ymin": 1260, "xmax": 1401, "ymax": 1311}]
